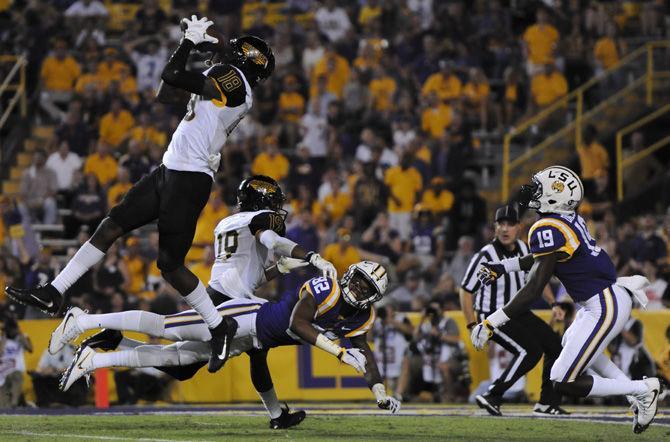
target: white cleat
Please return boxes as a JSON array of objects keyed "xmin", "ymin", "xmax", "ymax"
[
  {"xmin": 49, "ymin": 307, "xmax": 85, "ymax": 354},
  {"xmin": 60, "ymin": 345, "xmax": 95, "ymax": 392},
  {"xmin": 633, "ymin": 377, "xmax": 662, "ymax": 434}
]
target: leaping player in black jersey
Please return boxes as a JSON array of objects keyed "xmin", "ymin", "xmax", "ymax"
[{"xmin": 7, "ymin": 16, "xmax": 334, "ymax": 374}]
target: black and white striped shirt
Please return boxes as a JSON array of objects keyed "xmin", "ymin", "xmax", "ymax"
[{"xmin": 460, "ymin": 239, "xmax": 530, "ymax": 315}]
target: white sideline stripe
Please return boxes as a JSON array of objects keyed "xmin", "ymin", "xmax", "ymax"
[{"xmin": 3, "ymin": 431, "xmax": 211, "ymax": 442}]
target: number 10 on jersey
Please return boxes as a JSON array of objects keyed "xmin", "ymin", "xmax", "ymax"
[{"xmin": 216, "ymin": 231, "xmax": 239, "ymax": 260}]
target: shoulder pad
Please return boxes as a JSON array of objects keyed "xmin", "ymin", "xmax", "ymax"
[
  {"xmin": 528, "ymin": 217, "xmax": 579, "ymax": 259},
  {"xmin": 206, "ymin": 63, "xmax": 247, "ymax": 107},
  {"xmin": 248, "ymin": 211, "xmax": 286, "ymax": 236}
]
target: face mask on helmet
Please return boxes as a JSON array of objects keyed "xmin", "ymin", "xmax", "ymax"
[
  {"xmin": 519, "ymin": 177, "xmax": 542, "ymax": 210},
  {"xmin": 341, "ymin": 270, "xmax": 382, "ymax": 309}
]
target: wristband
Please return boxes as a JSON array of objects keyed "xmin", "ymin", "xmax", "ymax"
[
  {"xmin": 372, "ymin": 383, "xmax": 386, "ymax": 402},
  {"xmin": 501, "ymin": 257, "xmax": 521, "ymax": 272},
  {"xmin": 315, "ymin": 333, "xmax": 344, "ymax": 357},
  {"xmin": 466, "ymin": 322, "xmax": 477, "ymax": 330},
  {"xmin": 305, "ymin": 251, "xmax": 315, "ymax": 262},
  {"xmin": 487, "ymin": 309, "xmax": 510, "ymax": 328}
]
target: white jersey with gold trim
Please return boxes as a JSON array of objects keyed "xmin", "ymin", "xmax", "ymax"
[
  {"xmin": 162, "ymin": 66, "xmax": 252, "ymax": 177},
  {"xmin": 208, "ymin": 210, "xmax": 274, "ymax": 302}
]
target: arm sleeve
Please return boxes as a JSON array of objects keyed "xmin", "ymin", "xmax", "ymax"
[
  {"xmin": 160, "ymin": 39, "xmax": 206, "ymax": 95},
  {"xmin": 205, "ymin": 64, "xmax": 248, "ymax": 107},
  {"xmin": 258, "ymin": 229, "xmax": 298, "ymax": 257}
]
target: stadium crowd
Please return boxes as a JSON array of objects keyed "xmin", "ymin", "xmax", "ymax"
[{"xmin": 1, "ymin": 0, "xmax": 670, "ymax": 405}]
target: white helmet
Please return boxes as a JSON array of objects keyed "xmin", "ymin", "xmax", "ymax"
[
  {"xmin": 341, "ymin": 261, "xmax": 388, "ymax": 309},
  {"xmin": 521, "ymin": 165, "xmax": 584, "ymax": 214}
]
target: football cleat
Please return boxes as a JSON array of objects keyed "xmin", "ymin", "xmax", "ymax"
[
  {"xmin": 475, "ymin": 394, "xmax": 502, "ymax": 416},
  {"xmin": 6, "ymin": 284, "xmax": 64, "ymax": 316},
  {"xmin": 269, "ymin": 404, "xmax": 306, "ymax": 430},
  {"xmin": 207, "ymin": 315, "xmax": 239, "ymax": 373},
  {"xmin": 49, "ymin": 307, "xmax": 85, "ymax": 354},
  {"xmin": 533, "ymin": 403, "xmax": 570, "ymax": 416},
  {"xmin": 80, "ymin": 328, "xmax": 123, "ymax": 352},
  {"xmin": 60, "ymin": 345, "xmax": 95, "ymax": 392},
  {"xmin": 633, "ymin": 377, "xmax": 662, "ymax": 434}
]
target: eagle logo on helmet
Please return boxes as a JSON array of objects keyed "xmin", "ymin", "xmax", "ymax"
[
  {"xmin": 241, "ymin": 42, "xmax": 268, "ymax": 67},
  {"xmin": 249, "ymin": 179, "xmax": 276, "ymax": 195},
  {"xmin": 551, "ymin": 180, "xmax": 565, "ymax": 193}
]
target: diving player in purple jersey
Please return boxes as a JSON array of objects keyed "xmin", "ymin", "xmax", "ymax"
[
  {"xmin": 471, "ymin": 166, "xmax": 661, "ymax": 434},
  {"xmin": 58, "ymin": 261, "xmax": 400, "ymax": 415}
]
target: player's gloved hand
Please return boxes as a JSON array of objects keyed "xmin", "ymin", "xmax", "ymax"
[
  {"xmin": 337, "ymin": 348, "xmax": 367, "ymax": 373},
  {"xmin": 276, "ymin": 257, "xmax": 309, "ymax": 274},
  {"xmin": 307, "ymin": 252, "xmax": 337, "ymax": 280},
  {"xmin": 207, "ymin": 153, "xmax": 221, "ymax": 172},
  {"xmin": 470, "ymin": 320, "xmax": 494, "ymax": 350},
  {"xmin": 477, "ymin": 262, "xmax": 505, "ymax": 286},
  {"xmin": 372, "ymin": 383, "xmax": 401, "ymax": 414},
  {"xmin": 181, "ymin": 15, "xmax": 218, "ymax": 46}
]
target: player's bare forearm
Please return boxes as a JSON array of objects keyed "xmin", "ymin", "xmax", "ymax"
[
  {"xmin": 459, "ymin": 288, "xmax": 476, "ymax": 325},
  {"xmin": 350, "ymin": 335, "xmax": 383, "ymax": 388},
  {"xmin": 502, "ymin": 253, "xmax": 558, "ymax": 318},
  {"xmin": 290, "ymin": 244, "xmax": 309, "ymax": 260},
  {"xmin": 264, "ymin": 265, "xmax": 280, "ymax": 281},
  {"xmin": 289, "ymin": 295, "xmax": 319, "ymax": 345}
]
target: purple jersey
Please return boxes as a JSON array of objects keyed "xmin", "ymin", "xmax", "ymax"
[
  {"xmin": 256, "ymin": 276, "xmax": 376, "ymax": 348},
  {"xmin": 528, "ymin": 213, "xmax": 616, "ymax": 303}
]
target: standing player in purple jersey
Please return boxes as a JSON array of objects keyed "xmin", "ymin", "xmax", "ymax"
[
  {"xmin": 58, "ymin": 261, "xmax": 400, "ymax": 415},
  {"xmin": 472, "ymin": 166, "xmax": 662, "ymax": 434}
]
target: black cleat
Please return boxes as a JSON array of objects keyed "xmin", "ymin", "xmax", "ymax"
[
  {"xmin": 207, "ymin": 315, "xmax": 239, "ymax": 373},
  {"xmin": 533, "ymin": 403, "xmax": 570, "ymax": 416},
  {"xmin": 80, "ymin": 329, "xmax": 123, "ymax": 351},
  {"xmin": 6, "ymin": 284, "xmax": 64, "ymax": 316},
  {"xmin": 270, "ymin": 404, "xmax": 306, "ymax": 430},
  {"xmin": 476, "ymin": 394, "xmax": 503, "ymax": 416}
]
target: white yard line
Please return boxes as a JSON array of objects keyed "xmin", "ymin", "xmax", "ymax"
[{"xmin": 2, "ymin": 430, "xmax": 212, "ymax": 442}]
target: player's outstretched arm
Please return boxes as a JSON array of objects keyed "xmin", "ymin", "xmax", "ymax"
[
  {"xmin": 350, "ymin": 334, "xmax": 401, "ymax": 413},
  {"xmin": 477, "ymin": 254, "xmax": 536, "ymax": 286},
  {"xmin": 471, "ymin": 253, "xmax": 560, "ymax": 350},
  {"xmin": 160, "ymin": 16, "xmax": 221, "ymax": 100},
  {"xmin": 289, "ymin": 294, "xmax": 366, "ymax": 373}
]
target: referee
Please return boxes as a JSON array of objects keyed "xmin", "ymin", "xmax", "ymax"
[{"xmin": 459, "ymin": 205, "xmax": 567, "ymax": 416}]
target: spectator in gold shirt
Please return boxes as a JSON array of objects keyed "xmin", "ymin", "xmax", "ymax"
[
  {"xmin": 522, "ymin": 7, "xmax": 560, "ymax": 75},
  {"xmin": 322, "ymin": 228, "xmax": 362, "ymax": 276},
  {"xmin": 99, "ymin": 98, "xmax": 135, "ymax": 148},
  {"xmin": 122, "ymin": 236, "xmax": 147, "ymax": 295},
  {"xmin": 577, "ymin": 125, "xmax": 610, "ymax": 183},
  {"xmin": 421, "ymin": 60, "xmax": 462, "ymax": 103},
  {"xmin": 421, "ymin": 177, "xmax": 454, "ymax": 216},
  {"xmin": 40, "ymin": 37, "xmax": 81, "ymax": 121},
  {"xmin": 368, "ymin": 65, "xmax": 397, "ymax": 113},
  {"xmin": 311, "ymin": 45, "xmax": 351, "ymax": 98},
  {"xmin": 530, "ymin": 64, "xmax": 568, "ymax": 109},
  {"xmin": 107, "ymin": 167, "xmax": 133, "ymax": 208},
  {"xmin": 384, "ymin": 153, "xmax": 423, "ymax": 240},
  {"xmin": 421, "ymin": 92, "xmax": 454, "ymax": 139},
  {"xmin": 251, "ymin": 136, "xmax": 290, "ymax": 182},
  {"xmin": 84, "ymin": 141, "xmax": 118, "ymax": 187}
]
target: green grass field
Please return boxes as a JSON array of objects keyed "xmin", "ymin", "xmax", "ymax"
[{"xmin": 0, "ymin": 413, "xmax": 668, "ymax": 442}]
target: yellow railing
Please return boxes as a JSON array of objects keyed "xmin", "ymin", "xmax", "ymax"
[
  {"xmin": 502, "ymin": 40, "xmax": 670, "ymax": 201},
  {"xmin": 0, "ymin": 55, "xmax": 28, "ymax": 135},
  {"xmin": 616, "ymin": 103, "xmax": 670, "ymax": 201}
]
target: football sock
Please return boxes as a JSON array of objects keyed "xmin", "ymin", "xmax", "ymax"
[
  {"xmin": 51, "ymin": 241, "xmax": 105, "ymax": 294},
  {"xmin": 258, "ymin": 387, "xmax": 282, "ymax": 419},
  {"xmin": 587, "ymin": 375, "xmax": 648, "ymax": 397},
  {"xmin": 91, "ymin": 344, "xmax": 204, "ymax": 369},
  {"xmin": 78, "ymin": 311, "xmax": 165, "ymax": 337},
  {"xmin": 589, "ymin": 354, "xmax": 629, "ymax": 381},
  {"xmin": 184, "ymin": 281, "xmax": 223, "ymax": 329}
]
